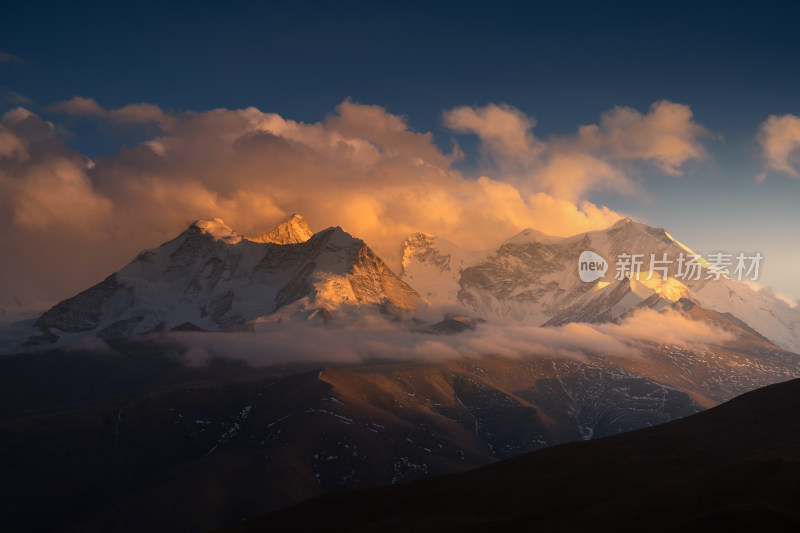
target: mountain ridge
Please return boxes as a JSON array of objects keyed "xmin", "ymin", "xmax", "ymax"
[
  {"xmin": 401, "ymin": 218, "xmax": 800, "ymax": 353},
  {"xmin": 32, "ymin": 215, "xmax": 422, "ymax": 342},
  {"xmin": 222, "ymin": 376, "xmax": 800, "ymax": 533}
]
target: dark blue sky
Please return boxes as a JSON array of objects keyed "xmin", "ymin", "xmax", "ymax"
[
  {"xmin": 2, "ymin": 0, "xmax": 799, "ymax": 296},
  {"xmin": 4, "ymin": 1, "xmax": 800, "ymax": 137}
]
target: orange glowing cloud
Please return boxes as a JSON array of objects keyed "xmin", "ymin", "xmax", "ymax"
[
  {"xmin": 757, "ymin": 114, "xmax": 800, "ymax": 179},
  {"xmin": 444, "ymin": 100, "xmax": 709, "ymax": 201}
]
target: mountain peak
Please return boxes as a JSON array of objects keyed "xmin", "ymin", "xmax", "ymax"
[
  {"xmin": 610, "ymin": 217, "xmax": 635, "ymax": 228},
  {"xmin": 189, "ymin": 218, "xmax": 241, "ymax": 244},
  {"xmin": 503, "ymin": 227, "xmax": 559, "ymax": 245},
  {"xmin": 33, "ymin": 213, "xmax": 421, "ymax": 339},
  {"xmin": 249, "ymin": 213, "xmax": 314, "ymax": 244},
  {"xmin": 604, "ymin": 218, "xmax": 672, "ymax": 240},
  {"xmin": 285, "ymin": 213, "xmax": 308, "ymax": 226},
  {"xmin": 311, "ymin": 226, "xmax": 362, "ymax": 247}
]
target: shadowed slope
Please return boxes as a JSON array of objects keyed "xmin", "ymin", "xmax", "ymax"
[{"xmin": 225, "ymin": 378, "xmax": 800, "ymax": 533}]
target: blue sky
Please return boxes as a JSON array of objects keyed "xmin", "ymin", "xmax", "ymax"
[
  {"xmin": 5, "ymin": 1, "xmax": 799, "ymax": 131},
  {"xmin": 1, "ymin": 0, "xmax": 799, "ymax": 299}
]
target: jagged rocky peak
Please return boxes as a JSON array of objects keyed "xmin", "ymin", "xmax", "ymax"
[
  {"xmin": 249, "ymin": 213, "xmax": 314, "ymax": 244},
  {"xmin": 403, "ymin": 232, "xmax": 436, "ymax": 246},
  {"xmin": 297, "ymin": 225, "xmax": 423, "ymax": 311},
  {"xmin": 401, "ymin": 233, "xmax": 438, "ymax": 268}
]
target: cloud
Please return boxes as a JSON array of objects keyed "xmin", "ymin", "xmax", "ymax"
[
  {"xmin": 0, "ymin": 98, "xmax": 710, "ymax": 310},
  {"xmin": 594, "ymin": 308, "xmax": 733, "ymax": 348},
  {"xmin": 0, "ymin": 108, "xmax": 119, "ymax": 309},
  {"xmin": 326, "ymin": 99, "xmax": 458, "ymax": 170},
  {"xmin": 45, "ymin": 96, "xmax": 175, "ymax": 128},
  {"xmin": 167, "ymin": 307, "xmax": 732, "ymax": 368},
  {"xmin": 0, "ymin": 51, "xmax": 22, "ymax": 63},
  {"xmin": 0, "ymin": 86, "xmax": 33, "ymax": 106},
  {"xmin": 11, "ymin": 156, "xmax": 114, "ymax": 232},
  {"xmin": 577, "ymin": 101, "xmax": 709, "ymax": 174},
  {"xmin": 0, "ymin": 125, "xmax": 28, "ymax": 160},
  {"xmin": 757, "ymin": 114, "xmax": 800, "ymax": 178},
  {"xmin": 444, "ymin": 102, "xmax": 542, "ymax": 161},
  {"xmin": 444, "ymin": 100, "xmax": 709, "ymax": 201},
  {"xmin": 743, "ymin": 280, "xmax": 799, "ymax": 309}
]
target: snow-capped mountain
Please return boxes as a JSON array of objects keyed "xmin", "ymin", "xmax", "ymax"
[
  {"xmin": 402, "ymin": 218, "xmax": 800, "ymax": 353},
  {"xmin": 33, "ymin": 214, "xmax": 421, "ymax": 341},
  {"xmin": 401, "ymin": 232, "xmax": 490, "ymax": 306},
  {"xmin": 31, "ymin": 214, "xmax": 800, "ymax": 354},
  {"xmin": 247, "ymin": 213, "xmax": 315, "ymax": 244}
]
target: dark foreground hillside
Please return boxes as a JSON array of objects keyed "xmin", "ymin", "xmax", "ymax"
[
  {"xmin": 1, "ymin": 333, "xmax": 797, "ymax": 532},
  {"xmin": 225, "ymin": 378, "xmax": 800, "ymax": 533},
  {"xmin": 0, "ymin": 336, "xmax": 701, "ymax": 532}
]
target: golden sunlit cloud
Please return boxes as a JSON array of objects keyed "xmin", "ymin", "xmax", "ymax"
[
  {"xmin": 445, "ymin": 100, "xmax": 709, "ymax": 201},
  {"xmin": 757, "ymin": 114, "xmax": 800, "ymax": 179}
]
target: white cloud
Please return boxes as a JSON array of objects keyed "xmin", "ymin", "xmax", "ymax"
[{"xmin": 169, "ymin": 307, "xmax": 732, "ymax": 367}]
